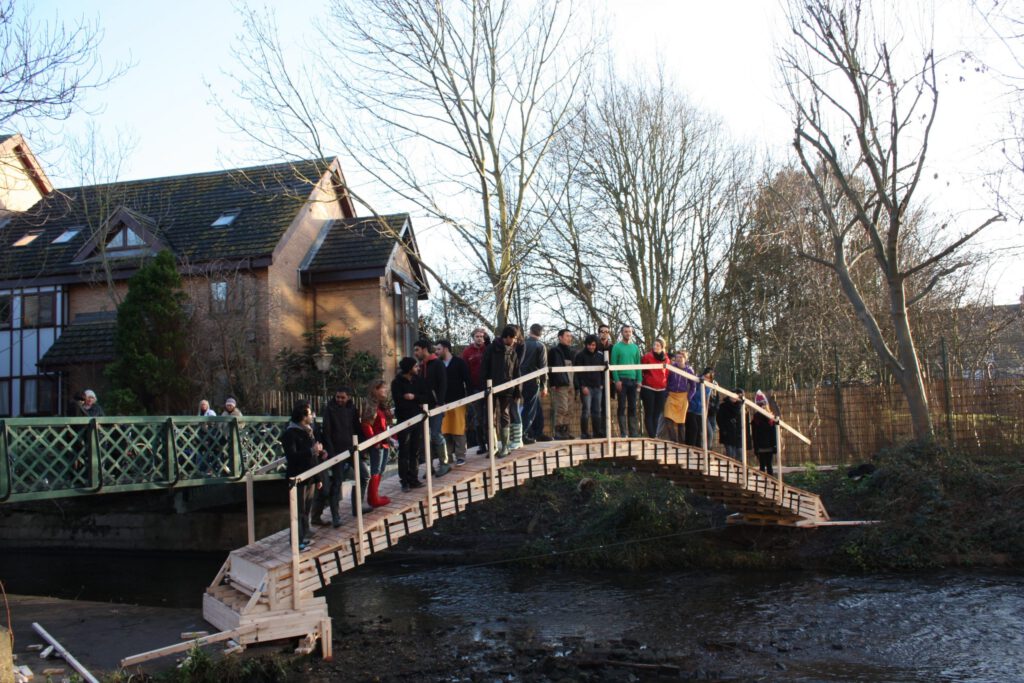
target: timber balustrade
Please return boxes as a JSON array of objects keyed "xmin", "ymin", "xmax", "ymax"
[{"xmin": 0, "ymin": 361, "xmax": 807, "ymax": 507}]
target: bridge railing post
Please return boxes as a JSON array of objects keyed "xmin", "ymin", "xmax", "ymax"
[
  {"xmin": 740, "ymin": 401, "xmax": 748, "ymax": 489},
  {"xmin": 88, "ymin": 418, "xmax": 101, "ymax": 490},
  {"xmin": 352, "ymin": 434, "xmax": 365, "ymax": 564},
  {"xmin": 604, "ymin": 352, "xmax": 612, "ymax": 456},
  {"xmin": 700, "ymin": 380, "xmax": 709, "ymax": 475},
  {"xmin": 245, "ymin": 468, "xmax": 256, "ymax": 545},
  {"xmin": 422, "ymin": 405, "xmax": 433, "ymax": 527},
  {"xmin": 775, "ymin": 421, "xmax": 784, "ymax": 505},
  {"xmin": 486, "ymin": 380, "xmax": 496, "ymax": 497},
  {"xmin": 288, "ymin": 478, "xmax": 301, "ymax": 609}
]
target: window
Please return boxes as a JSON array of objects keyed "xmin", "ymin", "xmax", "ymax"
[
  {"xmin": 21, "ymin": 292, "xmax": 56, "ymax": 327},
  {"xmin": 106, "ymin": 227, "xmax": 146, "ymax": 250},
  {"xmin": 0, "ymin": 295, "xmax": 10, "ymax": 329},
  {"xmin": 393, "ymin": 282, "xmax": 418, "ymax": 358},
  {"xmin": 0, "ymin": 380, "xmax": 9, "ymax": 417},
  {"xmin": 211, "ymin": 210, "xmax": 240, "ymax": 227},
  {"xmin": 22, "ymin": 377, "xmax": 57, "ymax": 416},
  {"xmin": 12, "ymin": 231, "xmax": 41, "ymax": 247},
  {"xmin": 210, "ymin": 281, "xmax": 228, "ymax": 314},
  {"xmin": 52, "ymin": 227, "xmax": 82, "ymax": 244}
]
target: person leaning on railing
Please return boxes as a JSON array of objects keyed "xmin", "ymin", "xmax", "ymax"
[
  {"xmin": 664, "ymin": 350, "xmax": 694, "ymax": 444},
  {"xmin": 282, "ymin": 400, "xmax": 325, "ymax": 551}
]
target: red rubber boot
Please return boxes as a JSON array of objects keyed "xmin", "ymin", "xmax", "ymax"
[{"xmin": 367, "ymin": 474, "xmax": 391, "ymax": 507}]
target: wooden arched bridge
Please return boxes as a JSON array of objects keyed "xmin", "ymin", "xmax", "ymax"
[{"xmin": 110, "ymin": 362, "xmax": 828, "ymax": 667}]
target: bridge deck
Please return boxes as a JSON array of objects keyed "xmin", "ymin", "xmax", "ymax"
[{"xmin": 212, "ymin": 438, "xmax": 827, "ymax": 626}]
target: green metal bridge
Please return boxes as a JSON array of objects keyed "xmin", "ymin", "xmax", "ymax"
[{"xmin": 0, "ymin": 416, "xmax": 290, "ymax": 503}]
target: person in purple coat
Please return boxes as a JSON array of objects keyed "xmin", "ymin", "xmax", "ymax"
[{"xmin": 664, "ymin": 350, "xmax": 695, "ymax": 443}]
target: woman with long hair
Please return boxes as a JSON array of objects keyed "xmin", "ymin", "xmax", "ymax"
[
  {"xmin": 664, "ymin": 349, "xmax": 694, "ymax": 443},
  {"xmin": 360, "ymin": 379, "xmax": 393, "ymax": 507}
]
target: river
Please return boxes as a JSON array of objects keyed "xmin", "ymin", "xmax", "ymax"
[{"xmin": 1, "ymin": 550, "xmax": 1022, "ymax": 681}]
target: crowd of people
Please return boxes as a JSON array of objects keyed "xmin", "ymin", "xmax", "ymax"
[{"xmin": 281, "ymin": 323, "xmax": 782, "ymax": 550}]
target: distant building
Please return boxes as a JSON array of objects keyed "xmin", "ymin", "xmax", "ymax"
[{"xmin": 0, "ymin": 134, "xmax": 427, "ymax": 415}]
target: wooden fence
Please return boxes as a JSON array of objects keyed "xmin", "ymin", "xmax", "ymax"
[{"xmin": 770, "ymin": 377, "xmax": 1024, "ymax": 465}]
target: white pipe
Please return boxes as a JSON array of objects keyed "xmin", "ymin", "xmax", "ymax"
[{"xmin": 31, "ymin": 622, "xmax": 98, "ymax": 683}]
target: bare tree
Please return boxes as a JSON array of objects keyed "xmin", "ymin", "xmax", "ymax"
[
  {"xmin": 220, "ymin": 0, "xmax": 597, "ymax": 330},
  {"xmin": 0, "ymin": 0, "xmax": 121, "ymax": 131},
  {"xmin": 780, "ymin": 0, "xmax": 1004, "ymax": 439},
  {"xmin": 542, "ymin": 65, "xmax": 746, "ymax": 353}
]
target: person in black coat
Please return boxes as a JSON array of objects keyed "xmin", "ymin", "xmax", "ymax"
[
  {"xmin": 750, "ymin": 390, "xmax": 778, "ymax": 475},
  {"xmin": 282, "ymin": 400, "xmax": 324, "ymax": 550},
  {"xmin": 573, "ymin": 334, "xmax": 605, "ymax": 438},
  {"xmin": 482, "ymin": 326, "xmax": 522, "ymax": 457},
  {"xmin": 437, "ymin": 340, "xmax": 471, "ymax": 465},
  {"xmin": 716, "ymin": 389, "xmax": 744, "ymax": 459},
  {"xmin": 313, "ymin": 387, "xmax": 366, "ymax": 525},
  {"xmin": 414, "ymin": 339, "xmax": 451, "ymax": 476},
  {"xmin": 392, "ymin": 357, "xmax": 426, "ymax": 490}
]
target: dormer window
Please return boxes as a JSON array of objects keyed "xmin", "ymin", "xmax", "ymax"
[
  {"xmin": 211, "ymin": 210, "xmax": 240, "ymax": 227},
  {"xmin": 52, "ymin": 227, "xmax": 82, "ymax": 244},
  {"xmin": 106, "ymin": 227, "xmax": 146, "ymax": 249},
  {"xmin": 12, "ymin": 230, "xmax": 42, "ymax": 247}
]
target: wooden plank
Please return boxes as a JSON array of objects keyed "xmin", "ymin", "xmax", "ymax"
[{"xmin": 121, "ymin": 626, "xmax": 257, "ymax": 668}]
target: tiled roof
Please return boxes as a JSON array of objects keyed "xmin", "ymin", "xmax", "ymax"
[
  {"xmin": 37, "ymin": 314, "xmax": 118, "ymax": 367},
  {"xmin": 304, "ymin": 214, "xmax": 408, "ymax": 274},
  {"xmin": 0, "ymin": 159, "xmax": 331, "ymax": 284}
]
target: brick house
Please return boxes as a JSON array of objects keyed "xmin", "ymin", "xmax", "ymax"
[{"xmin": 0, "ymin": 134, "xmax": 427, "ymax": 416}]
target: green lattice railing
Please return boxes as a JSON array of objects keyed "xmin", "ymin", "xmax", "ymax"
[{"xmin": 0, "ymin": 416, "xmax": 292, "ymax": 503}]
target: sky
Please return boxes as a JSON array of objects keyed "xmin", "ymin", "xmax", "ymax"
[{"xmin": 25, "ymin": 0, "xmax": 1024, "ymax": 305}]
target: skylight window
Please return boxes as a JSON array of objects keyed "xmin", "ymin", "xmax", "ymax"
[
  {"xmin": 211, "ymin": 210, "xmax": 240, "ymax": 227},
  {"xmin": 13, "ymin": 230, "xmax": 42, "ymax": 247},
  {"xmin": 52, "ymin": 227, "xmax": 82, "ymax": 244}
]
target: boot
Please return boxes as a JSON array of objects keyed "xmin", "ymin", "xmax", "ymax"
[
  {"xmin": 498, "ymin": 428, "xmax": 512, "ymax": 458},
  {"xmin": 311, "ymin": 499, "xmax": 329, "ymax": 526},
  {"xmin": 367, "ymin": 474, "xmax": 391, "ymax": 507},
  {"xmin": 628, "ymin": 416, "xmax": 641, "ymax": 438},
  {"xmin": 509, "ymin": 423, "xmax": 523, "ymax": 450},
  {"xmin": 617, "ymin": 416, "xmax": 628, "ymax": 438},
  {"xmin": 351, "ymin": 482, "xmax": 372, "ymax": 516},
  {"xmin": 579, "ymin": 416, "xmax": 591, "ymax": 440}
]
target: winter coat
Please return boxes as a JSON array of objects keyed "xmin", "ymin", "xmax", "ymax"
[
  {"xmin": 716, "ymin": 399, "xmax": 743, "ymax": 448},
  {"xmin": 547, "ymin": 343, "xmax": 575, "ymax": 388},
  {"xmin": 521, "ymin": 337, "xmax": 548, "ymax": 377},
  {"xmin": 282, "ymin": 422, "xmax": 318, "ymax": 478},
  {"xmin": 573, "ymin": 348, "xmax": 605, "ymax": 389},
  {"xmin": 443, "ymin": 355, "xmax": 472, "ymax": 402},
  {"xmin": 688, "ymin": 384, "xmax": 713, "ymax": 416},
  {"xmin": 417, "ymin": 354, "xmax": 447, "ymax": 408},
  {"xmin": 483, "ymin": 337, "xmax": 522, "ymax": 396},
  {"xmin": 321, "ymin": 399, "xmax": 358, "ymax": 456},
  {"xmin": 391, "ymin": 374, "xmax": 425, "ymax": 422},
  {"xmin": 750, "ymin": 412, "xmax": 778, "ymax": 455},
  {"xmin": 640, "ymin": 351, "xmax": 668, "ymax": 390},
  {"xmin": 360, "ymin": 403, "xmax": 392, "ymax": 449},
  {"xmin": 667, "ymin": 365, "xmax": 695, "ymax": 395},
  {"xmin": 462, "ymin": 343, "xmax": 487, "ymax": 389}
]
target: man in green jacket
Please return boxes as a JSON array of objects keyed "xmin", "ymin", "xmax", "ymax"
[{"xmin": 610, "ymin": 324, "xmax": 642, "ymax": 437}]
